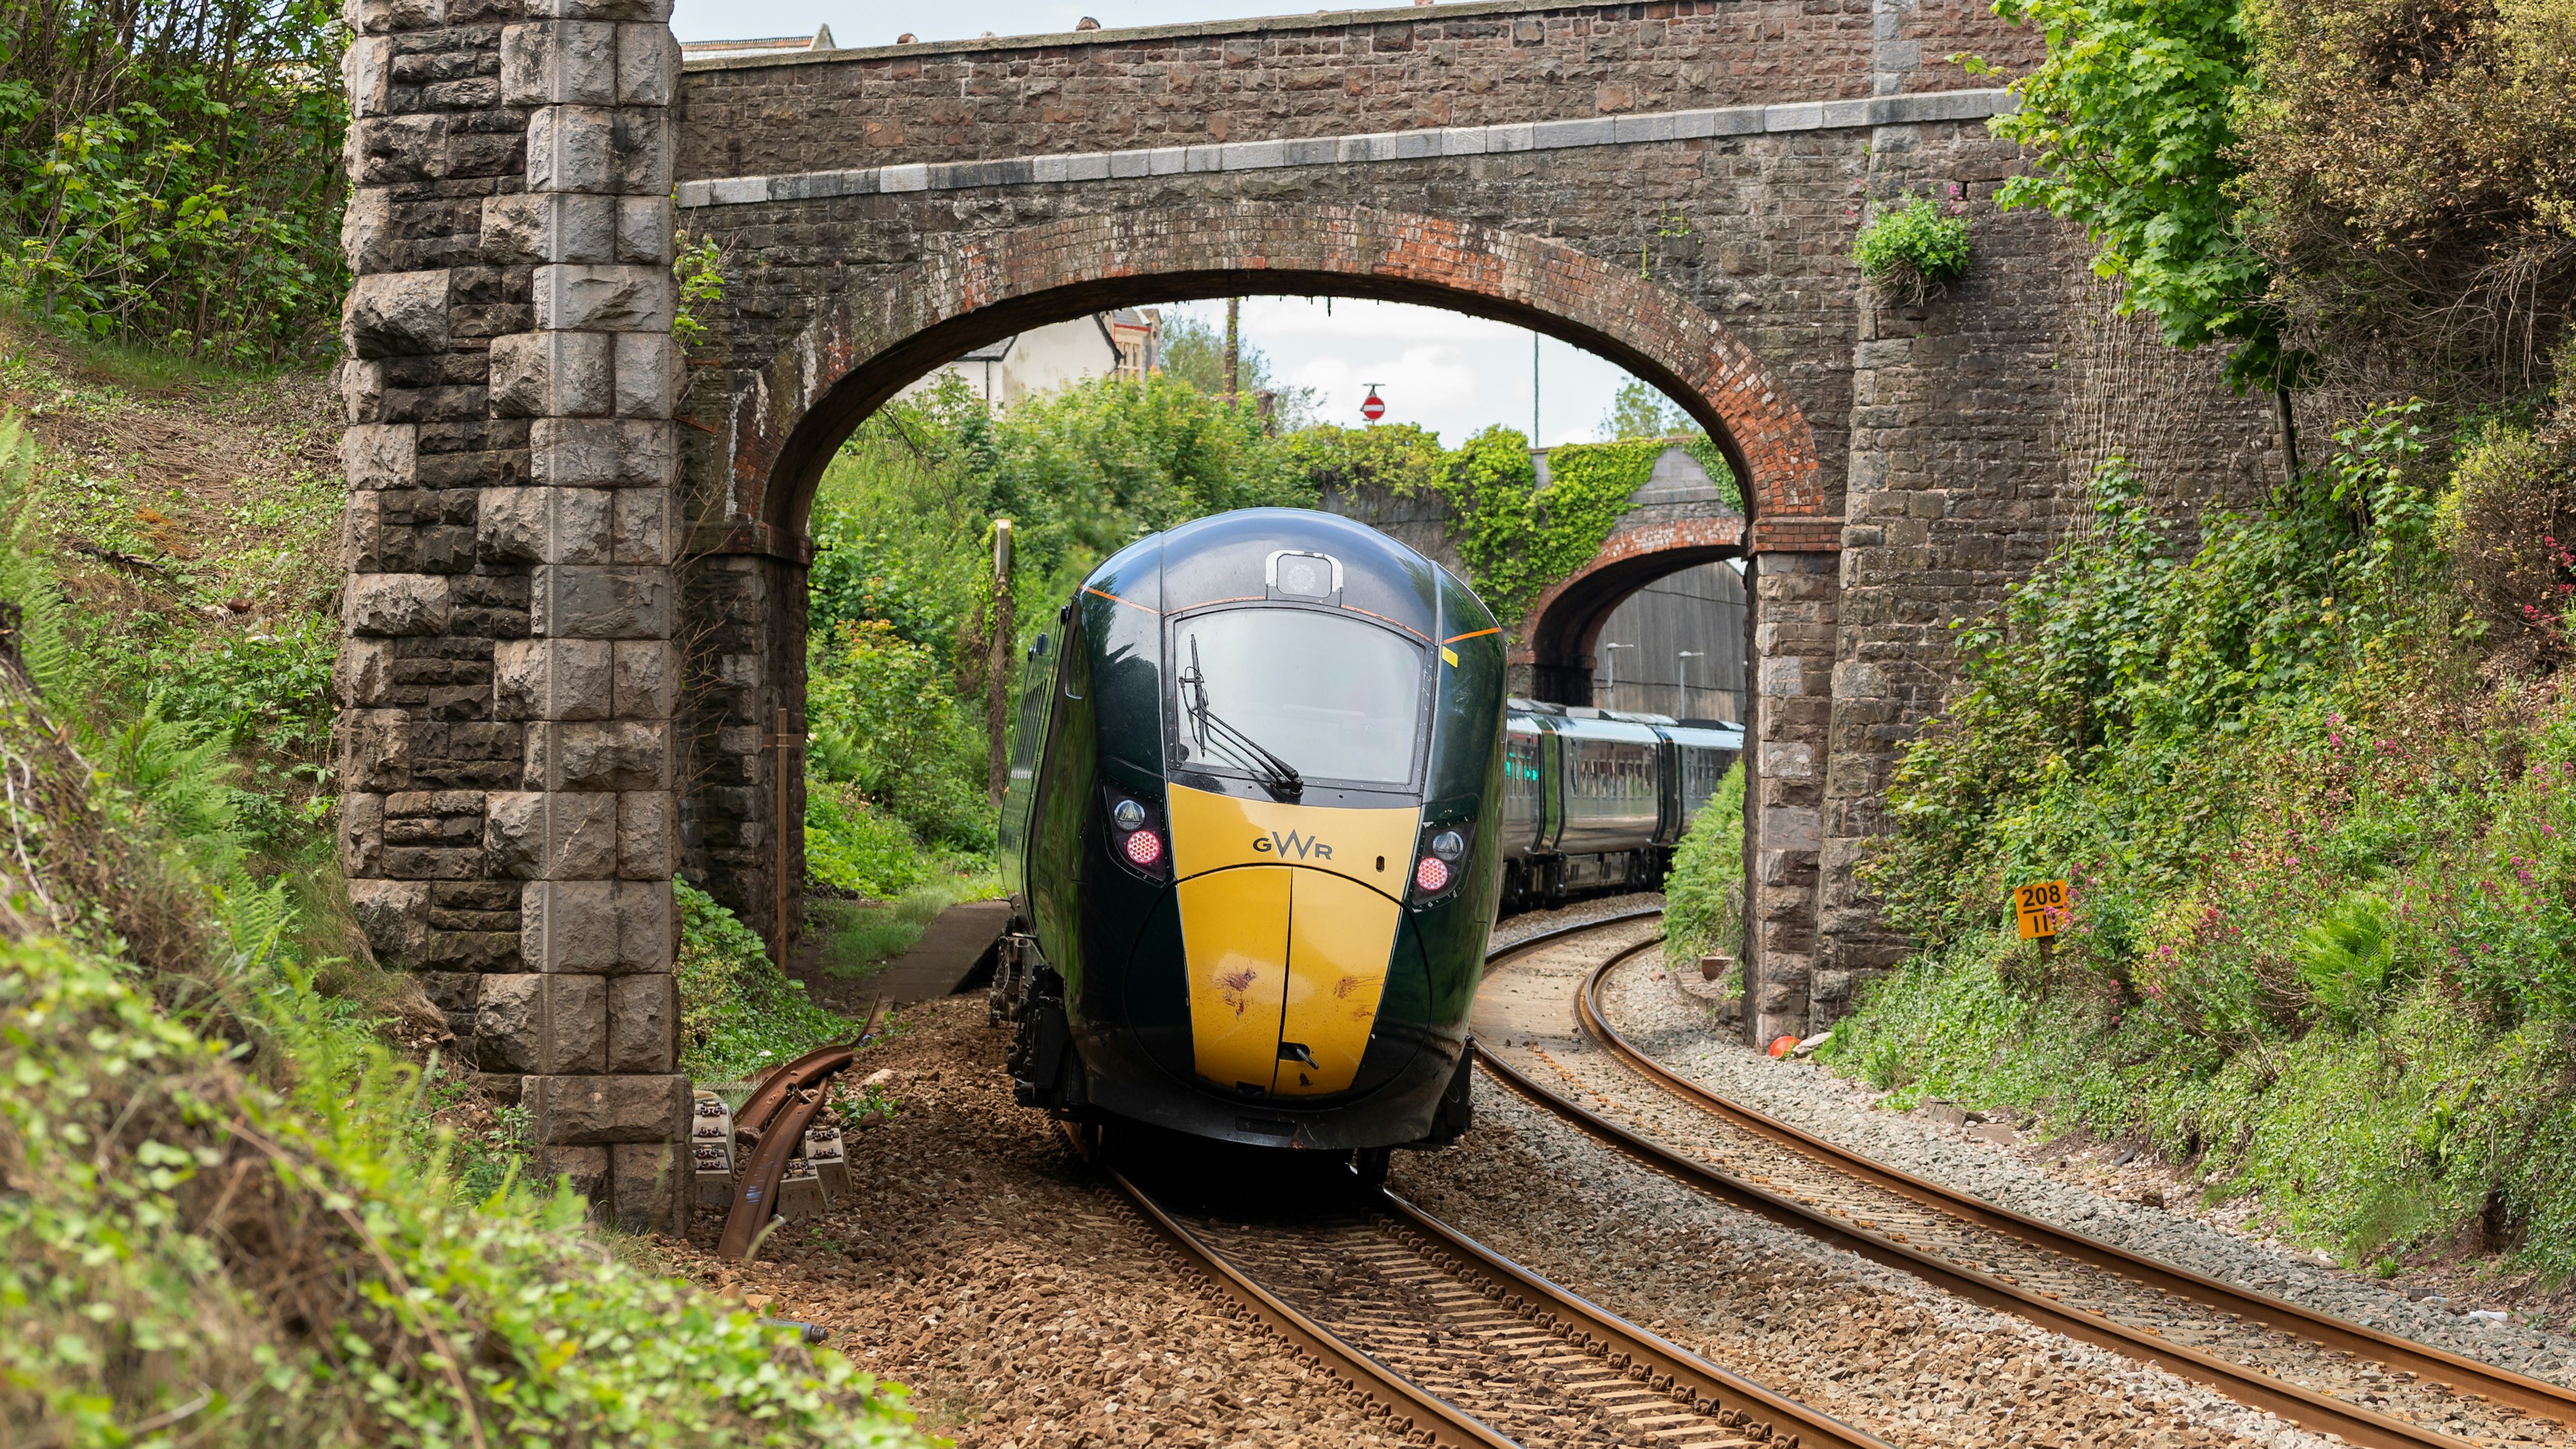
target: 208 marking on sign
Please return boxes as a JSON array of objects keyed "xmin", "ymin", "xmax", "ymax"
[{"xmin": 2014, "ymin": 879, "xmax": 2069, "ymax": 941}]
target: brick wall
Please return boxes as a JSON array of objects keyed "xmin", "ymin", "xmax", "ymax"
[{"xmin": 1815, "ymin": 125, "xmax": 2279, "ymax": 1032}]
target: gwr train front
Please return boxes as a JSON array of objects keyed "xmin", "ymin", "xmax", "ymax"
[{"xmin": 997, "ymin": 508, "xmax": 1507, "ymax": 1153}]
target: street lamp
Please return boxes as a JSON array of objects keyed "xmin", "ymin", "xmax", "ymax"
[
  {"xmin": 1676, "ymin": 651, "xmax": 1705, "ymax": 720},
  {"xmin": 1602, "ymin": 641, "xmax": 1635, "ymax": 710}
]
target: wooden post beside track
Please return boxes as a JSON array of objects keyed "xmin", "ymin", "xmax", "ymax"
[
  {"xmin": 767, "ymin": 707, "xmax": 802, "ymax": 967},
  {"xmin": 987, "ymin": 519, "xmax": 1014, "ymax": 810}
]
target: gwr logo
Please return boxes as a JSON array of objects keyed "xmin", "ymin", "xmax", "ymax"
[{"xmin": 1252, "ymin": 830, "xmax": 1334, "ymax": 861}]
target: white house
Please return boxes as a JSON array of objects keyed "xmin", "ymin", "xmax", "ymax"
[{"xmin": 896, "ymin": 309, "xmax": 1162, "ymax": 409}]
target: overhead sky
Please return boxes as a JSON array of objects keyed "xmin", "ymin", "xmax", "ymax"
[
  {"xmin": 1157, "ymin": 298, "xmax": 1642, "ymax": 449},
  {"xmin": 673, "ymin": 1, "xmax": 1680, "ymax": 446}
]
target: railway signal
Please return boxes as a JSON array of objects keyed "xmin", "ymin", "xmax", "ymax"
[{"xmin": 1360, "ymin": 384, "xmax": 1385, "ymax": 422}]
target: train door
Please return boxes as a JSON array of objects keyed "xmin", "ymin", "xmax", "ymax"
[
  {"xmin": 1542, "ymin": 727, "xmax": 1565, "ymax": 852},
  {"xmin": 1653, "ymin": 733, "xmax": 1681, "ymax": 846},
  {"xmin": 1501, "ymin": 718, "xmax": 1547, "ymax": 857},
  {"xmin": 999, "ymin": 633, "xmax": 1059, "ymax": 894}
]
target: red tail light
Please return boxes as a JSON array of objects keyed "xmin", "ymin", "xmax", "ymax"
[
  {"xmin": 1123, "ymin": 830, "xmax": 1165, "ymax": 867},
  {"xmin": 1414, "ymin": 855, "xmax": 1450, "ymax": 892}
]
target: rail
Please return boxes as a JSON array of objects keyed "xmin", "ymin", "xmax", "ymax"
[
  {"xmin": 1471, "ymin": 915, "xmax": 2576, "ymax": 1449},
  {"xmin": 1103, "ymin": 1155, "xmax": 1892, "ymax": 1449},
  {"xmin": 1105, "ymin": 1161, "xmax": 1516, "ymax": 1449}
]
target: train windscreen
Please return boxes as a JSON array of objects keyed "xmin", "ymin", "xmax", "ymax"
[{"xmin": 1171, "ymin": 608, "xmax": 1423, "ymax": 786}]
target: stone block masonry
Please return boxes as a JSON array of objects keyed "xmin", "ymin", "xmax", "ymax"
[{"xmin": 336, "ymin": 0, "xmax": 688, "ymax": 1230}]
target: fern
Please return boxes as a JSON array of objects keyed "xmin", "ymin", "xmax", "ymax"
[
  {"xmin": 0, "ymin": 419, "xmax": 75, "ymax": 693},
  {"xmin": 2295, "ymin": 891, "xmax": 2404, "ymax": 1031}
]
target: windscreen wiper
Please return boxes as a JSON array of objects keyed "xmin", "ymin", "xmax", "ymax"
[{"xmin": 1179, "ymin": 637, "xmax": 1303, "ymax": 800}]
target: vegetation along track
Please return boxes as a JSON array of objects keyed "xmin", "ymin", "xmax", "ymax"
[
  {"xmin": 1474, "ymin": 913, "xmax": 2576, "ymax": 1449},
  {"xmin": 1102, "ymin": 1154, "xmax": 1890, "ymax": 1449}
]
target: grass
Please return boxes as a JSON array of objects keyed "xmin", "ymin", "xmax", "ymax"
[
  {"xmin": 814, "ymin": 871, "xmax": 1006, "ymax": 982},
  {"xmin": 0, "ymin": 303, "xmax": 305, "ymax": 396}
]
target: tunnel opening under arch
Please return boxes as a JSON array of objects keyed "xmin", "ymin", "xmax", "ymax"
[{"xmin": 679, "ymin": 250, "xmax": 1784, "ymax": 973}]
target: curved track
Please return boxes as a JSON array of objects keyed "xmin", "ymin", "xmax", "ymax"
[
  {"xmin": 1104, "ymin": 1161, "xmax": 1892, "ymax": 1449},
  {"xmin": 1079, "ymin": 909, "xmax": 1890, "ymax": 1449},
  {"xmin": 1472, "ymin": 914, "xmax": 2576, "ymax": 1449}
]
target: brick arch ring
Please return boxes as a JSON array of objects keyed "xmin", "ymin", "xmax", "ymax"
[{"xmin": 712, "ymin": 201, "xmax": 1823, "ymax": 550}]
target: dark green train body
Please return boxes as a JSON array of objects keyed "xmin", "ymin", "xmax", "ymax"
[{"xmin": 993, "ymin": 508, "xmax": 1508, "ymax": 1155}]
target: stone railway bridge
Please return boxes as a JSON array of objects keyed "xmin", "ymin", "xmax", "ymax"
[{"xmin": 332, "ymin": 0, "xmax": 2276, "ymax": 1225}]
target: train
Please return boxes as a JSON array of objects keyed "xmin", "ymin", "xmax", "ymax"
[
  {"xmin": 1496, "ymin": 700, "xmax": 1743, "ymax": 908},
  {"xmin": 991, "ymin": 506, "xmax": 1742, "ymax": 1173}
]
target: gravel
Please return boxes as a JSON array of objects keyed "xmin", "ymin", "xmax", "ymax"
[
  {"xmin": 1394, "ymin": 1082, "xmax": 2341, "ymax": 1449},
  {"xmin": 657, "ymin": 1000, "xmax": 1410, "ymax": 1448},
  {"xmin": 1597, "ymin": 955, "xmax": 2576, "ymax": 1385},
  {"xmin": 1490, "ymin": 892, "xmax": 1665, "ymax": 953}
]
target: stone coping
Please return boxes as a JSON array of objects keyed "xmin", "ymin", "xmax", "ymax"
[
  {"xmin": 677, "ymin": 88, "xmax": 2013, "ymax": 209},
  {"xmin": 686, "ymin": 0, "xmax": 1877, "ymax": 72}
]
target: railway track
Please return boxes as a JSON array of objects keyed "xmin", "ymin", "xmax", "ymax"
[
  {"xmin": 1100, "ymin": 1157, "xmax": 1891, "ymax": 1449},
  {"xmin": 1473, "ymin": 913, "xmax": 2576, "ymax": 1449}
]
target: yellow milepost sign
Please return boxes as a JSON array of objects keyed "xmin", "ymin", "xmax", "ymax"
[{"xmin": 2014, "ymin": 879, "xmax": 2070, "ymax": 941}]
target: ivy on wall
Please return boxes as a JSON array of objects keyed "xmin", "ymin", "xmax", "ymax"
[
  {"xmin": 1436, "ymin": 431, "xmax": 1670, "ymax": 625},
  {"xmin": 1287, "ymin": 423, "xmax": 1744, "ymax": 629}
]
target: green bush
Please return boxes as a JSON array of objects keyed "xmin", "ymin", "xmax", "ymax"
[
  {"xmin": 2440, "ymin": 395, "xmax": 2576, "ymax": 657},
  {"xmin": 805, "ymin": 783, "xmax": 932, "ymax": 900},
  {"xmin": 0, "ymin": 0, "xmax": 349, "ymax": 360},
  {"xmin": 674, "ymin": 879, "xmax": 861, "ymax": 1083},
  {"xmin": 808, "ymin": 619, "xmax": 991, "ymax": 854},
  {"xmin": 1662, "ymin": 763, "xmax": 1746, "ymax": 974},
  {"xmin": 1851, "ymin": 193, "xmax": 1973, "ymax": 303}
]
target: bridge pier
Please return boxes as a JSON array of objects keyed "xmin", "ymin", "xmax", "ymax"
[
  {"xmin": 336, "ymin": 0, "xmax": 689, "ymax": 1229},
  {"xmin": 1742, "ymin": 548, "xmax": 1839, "ymax": 1047}
]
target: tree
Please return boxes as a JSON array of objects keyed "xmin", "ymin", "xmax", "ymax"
[
  {"xmin": 1979, "ymin": 0, "xmax": 2275, "ymax": 382},
  {"xmin": 2235, "ymin": 0, "xmax": 2576, "ymax": 402},
  {"xmin": 1156, "ymin": 309, "xmax": 1318, "ymax": 427},
  {"xmin": 1597, "ymin": 378, "xmax": 1695, "ymax": 440}
]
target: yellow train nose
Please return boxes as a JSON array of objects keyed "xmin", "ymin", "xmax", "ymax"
[{"xmin": 1164, "ymin": 786, "xmax": 1420, "ymax": 1097}]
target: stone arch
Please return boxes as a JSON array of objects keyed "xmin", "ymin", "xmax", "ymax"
[
  {"xmin": 706, "ymin": 201, "xmax": 1823, "ymax": 555},
  {"xmin": 681, "ymin": 199, "xmax": 1825, "ymax": 970},
  {"xmin": 1517, "ymin": 517, "xmax": 1748, "ymax": 706}
]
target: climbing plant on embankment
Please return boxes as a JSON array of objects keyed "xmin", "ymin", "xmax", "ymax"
[{"xmin": 1824, "ymin": 0, "xmax": 2576, "ymax": 1284}]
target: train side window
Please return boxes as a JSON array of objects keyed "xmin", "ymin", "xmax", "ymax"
[{"xmin": 1059, "ymin": 617, "xmax": 1090, "ymax": 701}]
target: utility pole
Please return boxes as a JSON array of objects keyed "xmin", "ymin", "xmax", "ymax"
[
  {"xmin": 986, "ymin": 519, "xmax": 1014, "ymax": 809},
  {"xmin": 1677, "ymin": 650, "xmax": 1705, "ymax": 720},
  {"xmin": 1224, "ymin": 297, "xmax": 1240, "ymax": 400},
  {"xmin": 1532, "ymin": 333, "xmax": 1540, "ymax": 443}
]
